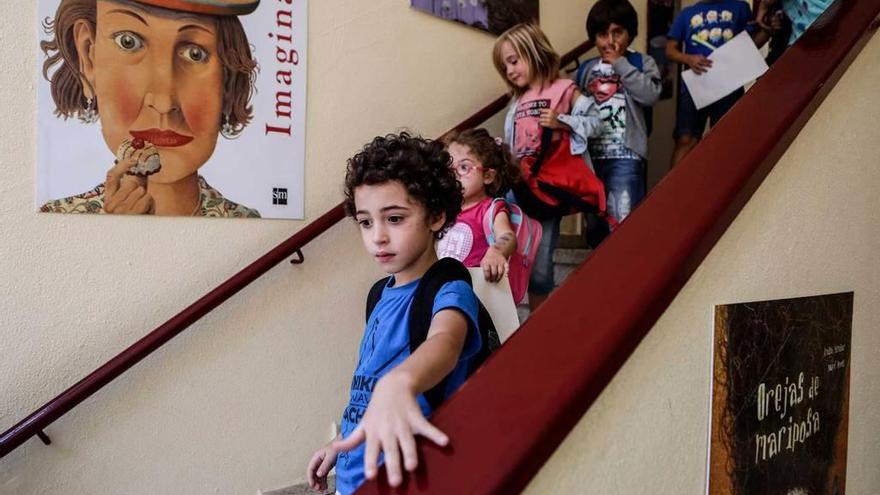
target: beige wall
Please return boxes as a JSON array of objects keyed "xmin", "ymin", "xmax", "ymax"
[
  {"xmin": 0, "ymin": 1, "xmax": 601, "ymax": 494},
  {"xmin": 525, "ymin": 31, "xmax": 880, "ymax": 495}
]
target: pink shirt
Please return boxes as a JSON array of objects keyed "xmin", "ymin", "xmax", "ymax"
[
  {"xmin": 512, "ymin": 78, "xmax": 576, "ymax": 158},
  {"xmin": 437, "ymin": 198, "xmax": 508, "ymax": 266}
]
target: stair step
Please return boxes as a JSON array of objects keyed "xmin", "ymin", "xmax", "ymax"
[
  {"xmin": 553, "ymin": 247, "xmax": 590, "ymax": 266},
  {"xmin": 261, "ymin": 477, "xmax": 335, "ymax": 495}
]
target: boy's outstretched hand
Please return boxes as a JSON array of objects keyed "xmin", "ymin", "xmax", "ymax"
[
  {"xmin": 307, "ymin": 434, "xmax": 340, "ymax": 492},
  {"xmin": 332, "ymin": 371, "xmax": 449, "ymax": 487}
]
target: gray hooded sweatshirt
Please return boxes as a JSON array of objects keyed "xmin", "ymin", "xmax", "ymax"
[{"xmin": 576, "ymin": 52, "xmax": 663, "ymax": 160}]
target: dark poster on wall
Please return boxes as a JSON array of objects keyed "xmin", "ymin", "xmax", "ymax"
[
  {"xmin": 708, "ymin": 293, "xmax": 852, "ymax": 495},
  {"xmin": 411, "ymin": 0, "xmax": 539, "ymax": 35}
]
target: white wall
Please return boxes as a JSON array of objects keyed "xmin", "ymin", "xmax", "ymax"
[
  {"xmin": 525, "ymin": 30, "xmax": 880, "ymax": 495},
  {"xmin": 0, "ymin": 1, "xmax": 600, "ymax": 494}
]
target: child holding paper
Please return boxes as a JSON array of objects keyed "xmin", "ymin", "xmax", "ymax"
[{"xmin": 666, "ymin": 0, "xmax": 775, "ymax": 165}]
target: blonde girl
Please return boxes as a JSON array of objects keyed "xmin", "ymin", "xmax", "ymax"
[{"xmin": 492, "ymin": 22, "xmax": 602, "ymax": 311}]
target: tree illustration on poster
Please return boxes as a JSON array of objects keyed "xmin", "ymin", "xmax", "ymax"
[
  {"xmin": 410, "ymin": 0, "xmax": 539, "ymax": 35},
  {"xmin": 708, "ymin": 293, "xmax": 852, "ymax": 495},
  {"xmin": 36, "ymin": 0, "xmax": 307, "ymax": 219}
]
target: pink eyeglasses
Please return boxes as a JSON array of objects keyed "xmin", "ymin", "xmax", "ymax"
[{"xmin": 452, "ymin": 162, "xmax": 484, "ymax": 177}]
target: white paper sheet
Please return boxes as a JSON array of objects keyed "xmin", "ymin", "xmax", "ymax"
[
  {"xmin": 467, "ymin": 268, "xmax": 521, "ymax": 344},
  {"xmin": 681, "ymin": 31, "xmax": 769, "ymax": 110}
]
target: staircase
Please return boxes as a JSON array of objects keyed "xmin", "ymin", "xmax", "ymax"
[
  {"xmin": 553, "ymin": 247, "xmax": 591, "ymax": 287},
  {"xmin": 516, "ymin": 244, "xmax": 592, "ymax": 322},
  {"xmin": 261, "ymin": 477, "xmax": 335, "ymax": 495}
]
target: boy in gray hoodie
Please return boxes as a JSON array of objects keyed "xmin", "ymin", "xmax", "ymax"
[{"xmin": 575, "ymin": 0, "xmax": 662, "ymax": 223}]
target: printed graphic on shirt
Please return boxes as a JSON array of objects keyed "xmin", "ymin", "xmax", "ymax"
[
  {"xmin": 669, "ymin": 1, "xmax": 753, "ymax": 58},
  {"xmin": 340, "ymin": 321, "xmax": 408, "ymax": 471},
  {"xmin": 584, "ymin": 62, "xmax": 638, "ymax": 160},
  {"xmin": 437, "ymin": 222, "xmax": 475, "ymax": 262},
  {"xmin": 690, "ymin": 9, "xmax": 737, "ymax": 46},
  {"xmin": 356, "ymin": 317, "xmax": 381, "ymax": 368},
  {"xmin": 513, "ymin": 98, "xmax": 551, "ymax": 157}
]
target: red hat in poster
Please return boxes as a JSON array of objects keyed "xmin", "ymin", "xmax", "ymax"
[{"xmin": 135, "ymin": 0, "xmax": 260, "ymax": 15}]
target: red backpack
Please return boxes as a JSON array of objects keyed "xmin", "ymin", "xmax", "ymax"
[
  {"xmin": 481, "ymin": 198, "xmax": 542, "ymax": 304},
  {"xmin": 511, "ymin": 127, "xmax": 616, "ymax": 230}
]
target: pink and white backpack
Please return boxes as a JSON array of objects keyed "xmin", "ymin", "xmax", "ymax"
[{"xmin": 483, "ymin": 198, "xmax": 542, "ymax": 304}]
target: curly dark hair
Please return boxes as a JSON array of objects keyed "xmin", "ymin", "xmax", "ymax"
[
  {"xmin": 344, "ymin": 132, "xmax": 463, "ymax": 240},
  {"xmin": 443, "ymin": 128, "xmax": 521, "ymax": 197}
]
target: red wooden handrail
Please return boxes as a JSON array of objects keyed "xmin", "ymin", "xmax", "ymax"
[
  {"xmin": 349, "ymin": 1, "xmax": 879, "ymax": 493},
  {"xmin": 0, "ymin": 41, "xmax": 594, "ymax": 459},
  {"xmin": 0, "ymin": 205, "xmax": 345, "ymax": 458}
]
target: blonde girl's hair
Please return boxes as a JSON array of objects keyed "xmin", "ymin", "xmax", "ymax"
[
  {"xmin": 443, "ymin": 128, "xmax": 521, "ymax": 198},
  {"xmin": 492, "ymin": 23, "xmax": 561, "ymax": 97}
]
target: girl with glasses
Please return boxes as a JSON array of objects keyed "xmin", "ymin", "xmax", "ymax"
[{"xmin": 438, "ymin": 128, "xmax": 532, "ymax": 303}]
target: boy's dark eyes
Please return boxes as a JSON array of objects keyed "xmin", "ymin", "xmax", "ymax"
[
  {"xmin": 357, "ymin": 218, "xmax": 372, "ymax": 228},
  {"xmin": 387, "ymin": 215, "xmax": 404, "ymax": 224}
]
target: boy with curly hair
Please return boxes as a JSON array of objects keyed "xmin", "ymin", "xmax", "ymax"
[{"xmin": 307, "ymin": 133, "xmax": 483, "ymax": 495}]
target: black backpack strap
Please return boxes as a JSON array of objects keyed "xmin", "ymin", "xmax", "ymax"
[
  {"xmin": 530, "ymin": 127, "xmax": 556, "ymax": 177},
  {"xmin": 365, "ymin": 277, "xmax": 391, "ymax": 322},
  {"xmin": 408, "ymin": 259, "xmax": 471, "ymax": 350},
  {"xmin": 409, "ymin": 258, "xmax": 489, "ymax": 411},
  {"xmin": 536, "ymin": 180, "xmax": 603, "ymax": 216},
  {"xmin": 575, "ymin": 58, "xmax": 592, "ymax": 90},
  {"xmin": 510, "ymin": 181, "xmax": 570, "ymax": 221}
]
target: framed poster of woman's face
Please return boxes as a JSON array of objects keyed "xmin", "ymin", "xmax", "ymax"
[{"xmin": 37, "ymin": 0, "xmax": 307, "ymax": 219}]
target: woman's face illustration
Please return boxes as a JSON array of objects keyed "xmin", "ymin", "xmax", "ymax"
[{"xmin": 76, "ymin": 0, "xmax": 224, "ymax": 183}]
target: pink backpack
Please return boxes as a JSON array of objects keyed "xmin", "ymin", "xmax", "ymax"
[{"xmin": 482, "ymin": 198, "xmax": 543, "ymax": 304}]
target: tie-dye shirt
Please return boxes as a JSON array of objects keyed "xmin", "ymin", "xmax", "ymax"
[{"xmin": 783, "ymin": 0, "xmax": 833, "ymax": 45}]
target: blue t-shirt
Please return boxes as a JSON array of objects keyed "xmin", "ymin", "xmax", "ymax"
[
  {"xmin": 335, "ymin": 277, "xmax": 481, "ymax": 495},
  {"xmin": 668, "ymin": 0, "xmax": 755, "ymax": 57}
]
